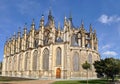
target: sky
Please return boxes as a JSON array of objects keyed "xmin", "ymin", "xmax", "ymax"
[{"xmin": 0, "ymin": 0, "xmax": 120, "ymax": 61}]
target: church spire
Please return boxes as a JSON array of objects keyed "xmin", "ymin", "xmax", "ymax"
[
  {"xmin": 58, "ymin": 22, "xmax": 60, "ymax": 31},
  {"xmin": 40, "ymin": 14, "xmax": 44, "ymax": 27},
  {"xmin": 48, "ymin": 9, "xmax": 53, "ymax": 21},
  {"xmin": 23, "ymin": 23, "xmax": 27, "ymax": 35},
  {"xmin": 68, "ymin": 12, "xmax": 75, "ymax": 28},
  {"xmin": 18, "ymin": 27, "xmax": 21, "ymax": 37},
  {"xmin": 64, "ymin": 16, "xmax": 67, "ymax": 26},
  {"xmin": 31, "ymin": 19, "xmax": 35, "ymax": 30},
  {"xmin": 45, "ymin": 10, "xmax": 54, "ymax": 27},
  {"xmin": 81, "ymin": 20, "xmax": 84, "ymax": 29},
  {"xmin": 89, "ymin": 24, "xmax": 92, "ymax": 33},
  {"xmin": 69, "ymin": 12, "xmax": 72, "ymax": 22}
]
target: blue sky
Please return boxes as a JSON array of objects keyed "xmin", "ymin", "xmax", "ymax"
[{"xmin": 0, "ymin": 0, "xmax": 120, "ymax": 61}]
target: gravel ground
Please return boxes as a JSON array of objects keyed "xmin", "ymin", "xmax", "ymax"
[{"xmin": 0, "ymin": 80, "xmax": 55, "ymax": 84}]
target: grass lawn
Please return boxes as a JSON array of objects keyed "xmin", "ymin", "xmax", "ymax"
[
  {"xmin": 52, "ymin": 79, "xmax": 117, "ymax": 84},
  {"xmin": 0, "ymin": 76, "xmax": 34, "ymax": 81}
]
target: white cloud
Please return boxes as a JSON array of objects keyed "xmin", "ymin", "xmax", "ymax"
[
  {"xmin": 102, "ymin": 44, "xmax": 111, "ymax": 50},
  {"xmin": 17, "ymin": 0, "xmax": 41, "ymax": 15},
  {"xmin": 103, "ymin": 51, "xmax": 118, "ymax": 56},
  {"xmin": 98, "ymin": 14, "xmax": 120, "ymax": 24}
]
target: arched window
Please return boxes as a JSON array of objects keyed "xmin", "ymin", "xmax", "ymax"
[
  {"xmin": 18, "ymin": 54, "xmax": 22, "ymax": 71},
  {"xmin": 32, "ymin": 50, "xmax": 38, "ymax": 71},
  {"xmin": 43, "ymin": 48, "xmax": 49, "ymax": 71},
  {"xmin": 71, "ymin": 34, "xmax": 78, "ymax": 46},
  {"xmin": 9, "ymin": 58, "xmax": 12, "ymax": 71},
  {"xmin": 24, "ymin": 52, "xmax": 29, "ymax": 71},
  {"xmin": 34, "ymin": 39, "xmax": 39, "ymax": 48},
  {"xmin": 88, "ymin": 54, "xmax": 92, "ymax": 64},
  {"xmin": 56, "ymin": 47, "xmax": 62, "ymax": 66},
  {"xmin": 14, "ymin": 56, "xmax": 17, "ymax": 71},
  {"xmin": 12, "ymin": 56, "xmax": 15, "ymax": 71},
  {"xmin": 5, "ymin": 57, "xmax": 8, "ymax": 71},
  {"xmin": 73, "ymin": 52, "xmax": 79, "ymax": 71}
]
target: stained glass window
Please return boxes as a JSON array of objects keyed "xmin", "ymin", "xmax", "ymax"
[
  {"xmin": 56, "ymin": 47, "xmax": 62, "ymax": 66},
  {"xmin": 43, "ymin": 48, "xmax": 49, "ymax": 71},
  {"xmin": 73, "ymin": 52, "xmax": 79, "ymax": 71},
  {"xmin": 33, "ymin": 50, "xmax": 38, "ymax": 71}
]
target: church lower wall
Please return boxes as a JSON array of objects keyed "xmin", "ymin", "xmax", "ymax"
[{"xmin": 2, "ymin": 45, "xmax": 99, "ymax": 79}]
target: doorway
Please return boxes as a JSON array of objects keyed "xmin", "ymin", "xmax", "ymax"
[{"xmin": 56, "ymin": 68, "xmax": 61, "ymax": 78}]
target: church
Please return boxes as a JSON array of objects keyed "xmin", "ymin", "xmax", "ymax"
[{"xmin": 2, "ymin": 10, "xmax": 100, "ymax": 79}]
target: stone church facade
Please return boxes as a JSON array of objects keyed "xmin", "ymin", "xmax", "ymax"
[{"xmin": 2, "ymin": 10, "xmax": 100, "ymax": 79}]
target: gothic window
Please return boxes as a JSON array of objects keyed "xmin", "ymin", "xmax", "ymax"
[
  {"xmin": 71, "ymin": 34, "xmax": 78, "ymax": 46},
  {"xmin": 88, "ymin": 54, "xmax": 92, "ymax": 64},
  {"xmin": 9, "ymin": 58, "xmax": 12, "ymax": 71},
  {"xmin": 43, "ymin": 48, "xmax": 49, "ymax": 71},
  {"xmin": 12, "ymin": 57, "xmax": 15, "ymax": 71},
  {"xmin": 44, "ymin": 36, "xmax": 49, "ymax": 45},
  {"xmin": 26, "ymin": 38, "xmax": 29, "ymax": 49},
  {"xmin": 14, "ymin": 56, "xmax": 17, "ymax": 71},
  {"xmin": 34, "ymin": 39, "xmax": 39, "ymax": 48},
  {"xmin": 18, "ymin": 54, "xmax": 22, "ymax": 71},
  {"xmin": 73, "ymin": 52, "xmax": 79, "ymax": 71},
  {"xmin": 88, "ymin": 54, "xmax": 92, "ymax": 70},
  {"xmin": 56, "ymin": 47, "xmax": 62, "ymax": 66},
  {"xmin": 5, "ymin": 57, "xmax": 8, "ymax": 71},
  {"xmin": 24, "ymin": 52, "xmax": 29, "ymax": 71},
  {"xmin": 32, "ymin": 50, "xmax": 38, "ymax": 71}
]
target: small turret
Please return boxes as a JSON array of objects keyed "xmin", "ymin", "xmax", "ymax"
[
  {"xmin": 81, "ymin": 20, "xmax": 84, "ymax": 29},
  {"xmin": 40, "ymin": 14, "xmax": 44, "ymax": 27},
  {"xmin": 23, "ymin": 23, "xmax": 27, "ymax": 35},
  {"xmin": 31, "ymin": 19, "xmax": 35, "ymax": 30},
  {"xmin": 18, "ymin": 27, "xmax": 21, "ymax": 38},
  {"xmin": 45, "ymin": 10, "xmax": 54, "ymax": 27},
  {"xmin": 68, "ymin": 13, "xmax": 75, "ymax": 28},
  {"xmin": 94, "ymin": 29, "xmax": 96, "ymax": 36},
  {"xmin": 58, "ymin": 22, "xmax": 60, "ymax": 31},
  {"xmin": 64, "ymin": 16, "xmax": 67, "ymax": 26},
  {"xmin": 89, "ymin": 24, "xmax": 92, "ymax": 33}
]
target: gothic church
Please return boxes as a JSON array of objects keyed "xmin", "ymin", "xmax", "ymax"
[{"xmin": 2, "ymin": 10, "xmax": 100, "ymax": 79}]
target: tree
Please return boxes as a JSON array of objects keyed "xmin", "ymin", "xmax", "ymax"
[
  {"xmin": 93, "ymin": 58, "xmax": 120, "ymax": 82},
  {"xmin": 82, "ymin": 61, "xmax": 91, "ymax": 84},
  {"xmin": 0, "ymin": 62, "xmax": 2, "ymax": 74}
]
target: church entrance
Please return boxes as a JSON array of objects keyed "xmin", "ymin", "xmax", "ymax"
[{"xmin": 56, "ymin": 68, "xmax": 61, "ymax": 78}]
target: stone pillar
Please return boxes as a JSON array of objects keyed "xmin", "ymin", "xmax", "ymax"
[
  {"xmin": 2, "ymin": 57, "xmax": 6, "ymax": 76},
  {"xmin": 82, "ymin": 33, "xmax": 85, "ymax": 48},
  {"xmin": 91, "ymin": 34, "xmax": 94, "ymax": 50},
  {"xmin": 49, "ymin": 44, "xmax": 53, "ymax": 78}
]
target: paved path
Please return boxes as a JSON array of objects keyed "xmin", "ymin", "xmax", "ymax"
[{"xmin": 0, "ymin": 80, "xmax": 55, "ymax": 84}]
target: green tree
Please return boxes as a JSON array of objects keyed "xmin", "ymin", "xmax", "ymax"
[
  {"xmin": 82, "ymin": 61, "xmax": 91, "ymax": 84},
  {"xmin": 93, "ymin": 58, "xmax": 120, "ymax": 82},
  {"xmin": 0, "ymin": 62, "xmax": 2, "ymax": 74}
]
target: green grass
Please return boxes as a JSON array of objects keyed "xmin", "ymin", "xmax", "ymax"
[
  {"xmin": 0, "ymin": 76, "xmax": 34, "ymax": 81},
  {"xmin": 52, "ymin": 79, "xmax": 115, "ymax": 84}
]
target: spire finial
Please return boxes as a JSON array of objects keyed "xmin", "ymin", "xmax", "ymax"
[
  {"xmin": 41, "ymin": 14, "xmax": 44, "ymax": 20},
  {"xmin": 31, "ymin": 19, "xmax": 35, "ymax": 30},
  {"xmin": 90, "ymin": 24, "xmax": 92, "ymax": 33},
  {"xmin": 69, "ymin": 11, "xmax": 72, "ymax": 21},
  {"xmin": 24, "ymin": 23, "xmax": 27, "ymax": 34},
  {"xmin": 81, "ymin": 20, "xmax": 84, "ymax": 28},
  {"xmin": 58, "ymin": 22, "xmax": 60, "ymax": 31},
  {"xmin": 13, "ymin": 32, "xmax": 16, "ymax": 39},
  {"xmin": 24, "ymin": 23, "xmax": 27, "ymax": 29},
  {"xmin": 32, "ymin": 18, "xmax": 35, "ymax": 25},
  {"xmin": 49, "ymin": 9, "xmax": 52, "ymax": 16},
  {"xmin": 94, "ymin": 29, "xmax": 96, "ymax": 34},
  {"xmin": 18, "ymin": 27, "xmax": 21, "ymax": 37},
  {"xmin": 18, "ymin": 27, "xmax": 21, "ymax": 33}
]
